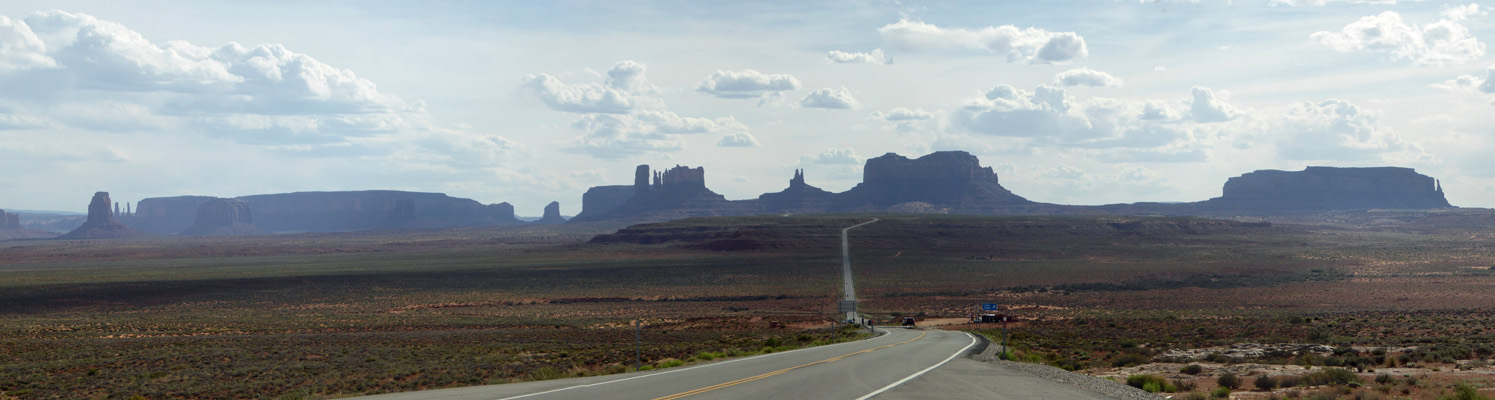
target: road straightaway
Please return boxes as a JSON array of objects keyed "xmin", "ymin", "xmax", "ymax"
[{"xmin": 841, "ymin": 218, "xmax": 879, "ymax": 322}]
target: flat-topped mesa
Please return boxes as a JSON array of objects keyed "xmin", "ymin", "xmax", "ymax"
[
  {"xmin": 838, "ymin": 151, "xmax": 1030, "ymax": 211},
  {"xmin": 124, "ymin": 196, "xmax": 218, "ymax": 234},
  {"xmin": 182, "ymin": 198, "xmax": 262, "ymax": 236},
  {"xmin": 1209, "ymin": 166, "xmax": 1452, "ymax": 211},
  {"xmin": 58, "ymin": 191, "xmax": 146, "ymax": 239},
  {"xmin": 533, "ymin": 201, "xmax": 567, "ymax": 225}
]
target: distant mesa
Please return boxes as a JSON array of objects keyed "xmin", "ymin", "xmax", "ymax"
[
  {"xmin": 569, "ymin": 164, "xmax": 742, "ymax": 223},
  {"xmin": 0, "ymin": 208, "xmax": 55, "ymax": 240},
  {"xmin": 532, "ymin": 201, "xmax": 568, "ymax": 225},
  {"xmin": 0, "ymin": 209, "xmax": 20, "ymax": 229},
  {"xmin": 181, "ymin": 198, "xmax": 263, "ymax": 236},
  {"xmin": 836, "ymin": 151, "xmax": 1032, "ymax": 212},
  {"xmin": 121, "ymin": 191, "xmax": 524, "ymax": 235},
  {"xmin": 57, "ymin": 192, "xmax": 147, "ymax": 239},
  {"xmin": 1207, "ymin": 166, "xmax": 1450, "ymax": 212},
  {"xmin": 1099, "ymin": 166, "xmax": 1453, "ymax": 216}
]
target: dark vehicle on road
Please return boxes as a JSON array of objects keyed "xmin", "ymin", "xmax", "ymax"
[{"xmin": 901, "ymin": 317, "xmax": 916, "ymax": 328}]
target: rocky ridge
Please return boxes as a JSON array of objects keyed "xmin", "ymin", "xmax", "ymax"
[{"xmin": 58, "ymin": 192, "xmax": 147, "ymax": 239}]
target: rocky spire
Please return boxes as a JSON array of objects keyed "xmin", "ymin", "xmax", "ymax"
[{"xmin": 59, "ymin": 191, "xmax": 146, "ymax": 239}]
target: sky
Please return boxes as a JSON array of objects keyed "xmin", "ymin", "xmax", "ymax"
[{"xmin": 1, "ymin": 0, "xmax": 1493, "ymax": 215}]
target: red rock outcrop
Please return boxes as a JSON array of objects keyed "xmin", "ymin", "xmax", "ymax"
[
  {"xmin": 181, "ymin": 198, "xmax": 263, "ymax": 236},
  {"xmin": 58, "ymin": 192, "xmax": 147, "ymax": 239},
  {"xmin": 569, "ymin": 164, "xmax": 743, "ymax": 223},
  {"xmin": 755, "ymin": 169, "xmax": 835, "ymax": 213},
  {"xmin": 574, "ymin": 185, "xmax": 635, "ymax": 221},
  {"xmin": 121, "ymin": 196, "xmax": 217, "ymax": 234}
]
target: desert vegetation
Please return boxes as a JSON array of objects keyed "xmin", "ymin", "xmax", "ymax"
[{"xmin": 6, "ymin": 211, "xmax": 1495, "ymax": 399}]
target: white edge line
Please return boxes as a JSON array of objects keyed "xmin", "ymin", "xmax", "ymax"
[
  {"xmin": 853, "ymin": 331, "xmax": 978, "ymax": 400},
  {"xmin": 495, "ymin": 329, "xmax": 893, "ymax": 400}
]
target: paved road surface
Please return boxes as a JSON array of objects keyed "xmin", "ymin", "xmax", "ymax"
[{"xmin": 841, "ymin": 218, "xmax": 879, "ymax": 322}]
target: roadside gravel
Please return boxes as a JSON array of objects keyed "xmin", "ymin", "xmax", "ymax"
[{"xmin": 970, "ymin": 337, "xmax": 1164, "ymax": 400}]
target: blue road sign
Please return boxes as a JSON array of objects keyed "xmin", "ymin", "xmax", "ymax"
[{"xmin": 981, "ymin": 303, "xmax": 1000, "ymax": 311}]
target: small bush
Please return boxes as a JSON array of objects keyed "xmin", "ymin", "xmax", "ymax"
[
  {"xmin": 1127, "ymin": 374, "xmax": 1175, "ymax": 393},
  {"xmin": 1174, "ymin": 378, "xmax": 1198, "ymax": 392},
  {"xmin": 530, "ymin": 366, "xmax": 566, "ymax": 381},
  {"xmin": 1442, "ymin": 383, "xmax": 1490, "ymax": 400},
  {"xmin": 1112, "ymin": 353, "xmax": 1151, "ymax": 368},
  {"xmin": 655, "ymin": 358, "xmax": 684, "ymax": 369},
  {"xmin": 1255, "ymin": 374, "xmax": 1279, "ymax": 391},
  {"xmin": 1280, "ymin": 375, "xmax": 1303, "ymax": 388},
  {"xmin": 1184, "ymin": 392, "xmax": 1209, "ymax": 400},
  {"xmin": 1218, "ymin": 372, "xmax": 1242, "ymax": 389},
  {"xmin": 1375, "ymin": 373, "xmax": 1394, "ymax": 385},
  {"xmin": 1212, "ymin": 387, "xmax": 1231, "ymax": 399},
  {"xmin": 1181, "ymin": 364, "xmax": 1204, "ymax": 375}
]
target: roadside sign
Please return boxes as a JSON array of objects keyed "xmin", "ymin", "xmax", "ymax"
[
  {"xmin": 981, "ymin": 303, "xmax": 1000, "ymax": 311},
  {"xmin": 838, "ymin": 300, "xmax": 857, "ymax": 313}
]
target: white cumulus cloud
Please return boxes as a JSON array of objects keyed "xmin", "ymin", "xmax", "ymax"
[
  {"xmin": 1188, "ymin": 86, "xmax": 1236, "ymax": 122},
  {"xmin": 717, "ymin": 132, "xmax": 758, "ymax": 147},
  {"xmin": 874, "ymin": 107, "xmax": 934, "ymax": 121},
  {"xmin": 696, "ymin": 69, "xmax": 801, "ymax": 99},
  {"xmin": 799, "ymin": 87, "xmax": 860, "ymax": 109},
  {"xmin": 1310, "ymin": 11, "xmax": 1485, "ymax": 66},
  {"xmin": 522, "ymin": 61, "xmax": 659, "ymax": 114},
  {"xmin": 1443, "ymin": 3, "xmax": 1488, "ymax": 21},
  {"xmin": 826, "ymin": 48, "xmax": 892, "ymax": 65},
  {"xmin": 1053, "ymin": 68, "xmax": 1125, "ymax": 87},
  {"xmin": 801, "ymin": 148, "xmax": 865, "ymax": 165},
  {"xmin": 877, "ymin": 19, "xmax": 1088, "ymax": 64}
]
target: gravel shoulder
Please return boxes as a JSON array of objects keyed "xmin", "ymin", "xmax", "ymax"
[{"xmin": 967, "ymin": 333, "xmax": 1164, "ymax": 400}]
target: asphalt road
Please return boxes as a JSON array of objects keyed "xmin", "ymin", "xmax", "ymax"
[{"xmin": 841, "ymin": 218, "xmax": 879, "ymax": 322}]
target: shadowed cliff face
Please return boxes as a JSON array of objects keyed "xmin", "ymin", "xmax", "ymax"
[
  {"xmin": 181, "ymin": 199, "xmax": 262, "ymax": 236},
  {"xmin": 837, "ymin": 151, "xmax": 1031, "ymax": 210},
  {"xmin": 532, "ymin": 201, "xmax": 567, "ymax": 225},
  {"xmin": 1212, "ymin": 167, "xmax": 1451, "ymax": 211}
]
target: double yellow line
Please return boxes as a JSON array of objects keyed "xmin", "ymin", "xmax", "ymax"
[{"xmin": 651, "ymin": 331, "xmax": 927, "ymax": 400}]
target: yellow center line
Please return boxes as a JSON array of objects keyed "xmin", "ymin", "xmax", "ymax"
[{"xmin": 650, "ymin": 331, "xmax": 928, "ymax": 400}]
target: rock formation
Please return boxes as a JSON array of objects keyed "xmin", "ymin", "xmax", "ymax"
[
  {"xmin": 532, "ymin": 201, "xmax": 568, "ymax": 225},
  {"xmin": 756, "ymin": 169, "xmax": 835, "ymax": 213},
  {"xmin": 0, "ymin": 209, "xmax": 20, "ymax": 229},
  {"xmin": 122, "ymin": 196, "xmax": 217, "ymax": 234},
  {"xmin": 836, "ymin": 151, "xmax": 1032, "ymax": 212},
  {"xmin": 1203, "ymin": 166, "xmax": 1451, "ymax": 212},
  {"xmin": 124, "ymin": 191, "xmax": 523, "ymax": 234},
  {"xmin": 236, "ymin": 191, "xmax": 522, "ymax": 232},
  {"xmin": 570, "ymin": 164, "xmax": 744, "ymax": 222},
  {"xmin": 58, "ymin": 192, "xmax": 147, "ymax": 239},
  {"xmin": 573, "ymin": 186, "xmax": 635, "ymax": 221},
  {"xmin": 181, "ymin": 198, "xmax": 263, "ymax": 236}
]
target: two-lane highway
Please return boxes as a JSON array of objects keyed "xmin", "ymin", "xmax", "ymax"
[
  {"xmin": 355, "ymin": 328, "xmax": 975, "ymax": 400},
  {"xmin": 840, "ymin": 218, "xmax": 879, "ymax": 321}
]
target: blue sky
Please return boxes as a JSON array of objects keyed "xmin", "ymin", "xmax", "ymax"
[{"xmin": 1, "ymin": 0, "xmax": 1492, "ymax": 214}]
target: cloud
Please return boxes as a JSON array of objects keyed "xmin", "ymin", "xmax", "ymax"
[
  {"xmin": 1443, "ymin": 3, "xmax": 1488, "ymax": 21},
  {"xmin": 0, "ymin": 10, "xmax": 504, "ymax": 157},
  {"xmin": 826, "ymin": 48, "xmax": 892, "ymax": 65},
  {"xmin": 874, "ymin": 107, "xmax": 934, "ymax": 121},
  {"xmin": 951, "ymin": 82, "xmax": 1426, "ymax": 165},
  {"xmin": 0, "ymin": 16, "xmax": 56, "ymax": 72},
  {"xmin": 1271, "ymin": 0, "xmax": 1417, "ymax": 5},
  {"xmin": 696, "ymin": 69, "xmax": 800, "ymax": 99},
  {"xmin": 1432, "ymin": 65, "xmax": 1495, "ymax": 94},
  {"xmin": 1273, "ymin": 99, "xmax": 1422, "ymax": 162},
  {"xmin": 1310, "ymin": 11, "xmax": 1485, "ymax": 66},
  {"xmin": 1053, "ymin": 67, "xmax": 1124, "ymax": 87},
  {"xmin": 522, "ymin": 61, "xmax": 659, "ymax": 114},
  {"xmin": 717, "ymin": 132, "xmax": 758, "ymax": 147},
  {"xmin": 1188, "ymin": 86, "xmax": 1236, "ymax": 122},
  {"xmin": 799, "ymin": 87, "xmax": 860, "ymax": 109},
  {"xmin": 564, "ymin": 110, "xmax": 749, "ymax": 158},
  {"xmin": 877, "ymin": 19, "xmax": 1088, "ymax": 64},
  {"xmin": 801, "ymin": 148, "xmax": 864, "ymax": 165}
]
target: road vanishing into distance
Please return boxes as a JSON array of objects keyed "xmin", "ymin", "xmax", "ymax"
[
  {"xmin": 357, "ymin": 218, "xmax": 1113, "ymax": 400},
  {"xmin": 841, "ymin": 218, "xmax": 879, "ymax": 322}
]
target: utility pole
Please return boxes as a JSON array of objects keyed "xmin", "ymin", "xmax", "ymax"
[
  {"xmin": 634, "ymin": 320, "xmax": 642, "ymax": 372},
  {"xmin": 1002, "ymin": 316, "xmax": 1010, "ymax": 361}
]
